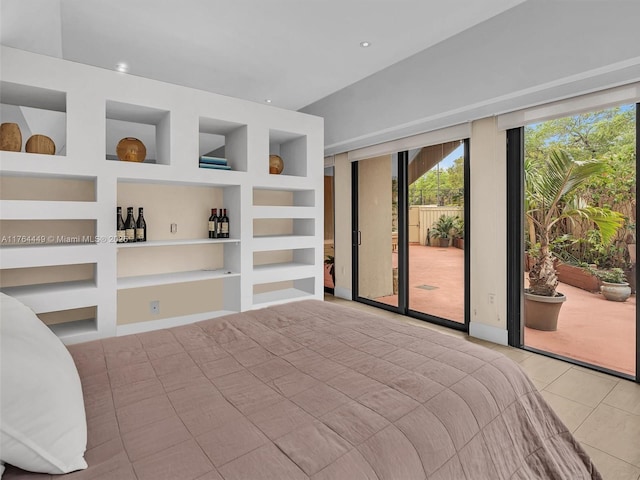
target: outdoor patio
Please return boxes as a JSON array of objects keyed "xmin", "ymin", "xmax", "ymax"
[{"xmin": 359, "ymin": 243, "xmax": 636, "ymax": 377}]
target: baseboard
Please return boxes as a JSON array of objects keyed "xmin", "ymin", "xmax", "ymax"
[
  {"xmin": 469, "ymin": 321, "xmax": 508, "ymax": 346},
  {"xmin": 333, "ymin": 287, "xmax": 352, "ymax": 300}
]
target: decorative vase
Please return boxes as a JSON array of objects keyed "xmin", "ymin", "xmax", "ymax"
[
  {"xmin": 25, "ymin": 134, "xmax": 56, "ymax": 155},
  {"xmin": 116, "ymin": 137, "xmax": 146, "ymax": 162},
  {"xmin": 0, "ymin": 123, "xmax": 22, "ymax": 152},
  {"xmin": 600, "ymin": 282, "xmax": 631, "ymax": 302},
  {"xmin": 269, "ymin": 154, "xmax": 284, "ymax": 174},
  {"xmin": 524, "ymin": 290, "xmax": 566, "ymax": 331}
]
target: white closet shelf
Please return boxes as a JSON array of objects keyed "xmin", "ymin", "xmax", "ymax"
[
  {"xmin": 1, "ymin": 280, "xmax": 99, "ymax": 313},
  {"xmin": 49, "ymin": 319, "xmax": 99, "ymax": 345},
  {"xmin": 118, "ymin": 269, "xmax": 239, "ymax": 289},
  {"xmin": 117, "ymin": 238, "xmax": 239, "ymax": 248},
  {"xmin": 252, "ymin": 262, "xmax": 316, "ymax": 284},
  {"xmin": 0, "ymin": 244, "xmax": 99, "ymax": 269},
  {"xmin": 253, "ymin": 288, "xmax": 314, "ymax": 308},
  {"xmin": 0, "ymin": 200, "xmax": 98, "ymax": 220},
  {"xmin": 252, "ymin": 235, "xmax": 315, "ymax": 251},
  {"xmin": 251, "ymin": 206, "xmax": 315, "ymax": 219}
]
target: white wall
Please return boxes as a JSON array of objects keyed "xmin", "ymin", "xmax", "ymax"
[{"xmin": 469, "ymin": 118, "xmax": 508, "ymax": 344}]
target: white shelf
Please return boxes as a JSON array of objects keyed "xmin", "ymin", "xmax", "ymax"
[
  {"xmin": 1, "ymin": 280, "xmax": 98, "ymax": 313},
  {"xmin": 0, "ymin": 244, "xmax": 99, "ymax": 268},
  {"xmin": 48, "ymin": 318, "xmax": 99, "ymax": 345},
  {"xmin": 251, "ymin": 206, "xmax": 315, "ymax": 219},
  {"xmin": 253, "ymin": 262, "xmax": 316, "ymax": 284},
  {"xmin": 118, "ymin": 269, "xmax": 239, "ymax": 289},
  {"xmin": 252, "ymin": 235, "xmax": 316, "ymax": 251},
  {"xmin": 253, "ymin": 288, "xmax": 314, "ymax": 308},
  {"xmin": 0, "ymin": 200, "xmax": 98, "ymax": 220},
  {"xmin": 117, "ymin": 238, "xmax": 239, "ymax": 248}
]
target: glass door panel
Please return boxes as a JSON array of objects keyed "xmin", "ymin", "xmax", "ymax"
[
  {"xmin": 407, "ymin": 141, "xmax": 465, "ymax": 323},
  {"xmin": 324, "ymin": 166, "xmax": 335, "ymax": 292},
  {"xmin": 356, "ymin": 154, "xmax": 399, "ymax": 308},
  {"xmin": 523, "ymin": 104, "xmax": 637, "ymax": 377}
]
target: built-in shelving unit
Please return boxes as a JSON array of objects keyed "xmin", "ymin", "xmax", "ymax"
[{"xmin": 0, "ymin": 46, "xmax": 323, "ymax": 344}]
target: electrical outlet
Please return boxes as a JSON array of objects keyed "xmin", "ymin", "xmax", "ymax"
[
  {"xmin": 170, "ymin": 223, "xmax": 177, "ymax": 233},
  {"xmin": 150, "ymin": 300, "xmax": 160, "ymax": 314},
  {"xmin": 488, "ymin": 293, "xmax": 495, "ymax": 304}
]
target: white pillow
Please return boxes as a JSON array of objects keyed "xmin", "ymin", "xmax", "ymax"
[{"xmin": 0, "ymin": 293, "xmax": 88, "ymax": 474}]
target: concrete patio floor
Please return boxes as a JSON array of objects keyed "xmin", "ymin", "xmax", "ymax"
[{"xmin": 364, "ymin": 243, "xmax": 636, "ymax": 377}]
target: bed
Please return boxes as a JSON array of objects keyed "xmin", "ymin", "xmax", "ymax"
[{"xmin": 1, "ymin": 298, "xmax": 601, "ymax": 479}]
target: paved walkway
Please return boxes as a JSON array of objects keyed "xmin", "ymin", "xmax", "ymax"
[{"xmin": 367, "ymin": 244, "xmax": 636, "ymax": 376}]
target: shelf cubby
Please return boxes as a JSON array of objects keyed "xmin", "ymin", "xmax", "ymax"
[
  {"xmin": 117, "ymin": 180, "xmax": 240, "ymax": 243},
  {"xmin": 0, "ymin": 81, "xmax": 67, "ymax": 156},
  {"xmin": 106, "ymin": 100, "xmax": 170, "ymax": 164},
  {"xmin": 199, "ymin": 117, "xmax": 248, "ymax": 172},
  {"xmin": 269, "ymin": 129, "xmax": 307, "ymax": 177},
  {"xmin": 253, "ymin": 277, "xmax": 315, "ymax": 307},
  {"xmin": 37, "ymin": 306, "xmax": 98, "ymax": 344}
]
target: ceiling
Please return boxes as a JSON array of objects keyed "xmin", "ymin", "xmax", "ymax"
[{"xmin": 1, "ymin": 0, "xmax": 525, "ymax": 111}]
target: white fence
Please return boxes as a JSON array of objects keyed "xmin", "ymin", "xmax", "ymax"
[{"xmin": 409, "ymin": 206, "xmax": 463, "ymax": 245}]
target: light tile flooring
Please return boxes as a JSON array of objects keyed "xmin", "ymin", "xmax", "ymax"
[{"xmin": 325, "ymin": 295, "xmax": 640, "ymax": 480}]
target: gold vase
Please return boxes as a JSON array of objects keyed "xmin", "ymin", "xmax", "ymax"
[
  {"xmin": 0, "ymin": 123, "xmax": 22, "ymax": 152},
  {"xmin": 269, "ymin": 154, "xmax": 284, "ymax": 174},
  {"xmin": 117, "ymin": 137, "xmax": 147, "ymax": 162}
]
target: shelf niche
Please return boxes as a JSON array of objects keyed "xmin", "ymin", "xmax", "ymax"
[
  {"xmin": 117, "ymin": 181, "xmax": 240, "ymax": 243},
  {"xmin": 106, "ymin": 100, "xmax": 170, "ymax": 165},
  {"xmin": 253, "ymin": 277, "xmax": 315, "ymax": 307},
  {"xmin": 253, "ymin": 188, "xmax": 314, "ymax": 207},
  {"xmin": 199, "ymin": 117, "xmax": 248, "ymax": 172},
  {"xmin": 269, "ymin": 129, "xmax": 307, "ymax": 177},
  {"xmin": 0, "ymin": 81, "xmax": 67, "ymax": 156}
]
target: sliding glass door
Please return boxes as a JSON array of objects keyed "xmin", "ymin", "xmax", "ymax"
[
  {"xmin": 508, "ymin": 103, "xmax": 638, "ymax": 380},
  {"xmin": 353, "ymin": 141, "xmax": 469, "ymax": 330}
]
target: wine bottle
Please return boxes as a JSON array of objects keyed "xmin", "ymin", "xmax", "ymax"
[
  {"xmin": 124, "ymin": 207, "xmax": 136, "ymax": 242},
  {"xmin": 216, "ymin": 208, "xmax": 223, "ymax": 238},
  {"xmin": 116, "ymin": 207, "xmax": 126, "ymax": 243},
  {"xmin": 136, "ymin": 207, "xmax": 147, "ymax": 242},
  {"xmin": 220, "ymin": 208, "xmax": 229, "ymax": 238},
  {"xmin": 208, "ymin": 208, "xmax": 218, "ymax": 239}
]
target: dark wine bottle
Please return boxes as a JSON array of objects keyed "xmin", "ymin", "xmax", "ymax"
[
  {"xmin": 220, "ymin": 208, "xmax": 229, "ymax": 238},
  {"xmin": 136, "ymin": 207, "xmax": 147, "ymax": 242},
  {"xmin": 208, "ymin": 208, "xmax": 218, "ymax": 239},
  {"xmin": 116, "ymin": 207, "xmax": 126, "ymax": 243},
  {"xmin": 124, "ymin": 207, "xmax": 136, "ymax": 242}
]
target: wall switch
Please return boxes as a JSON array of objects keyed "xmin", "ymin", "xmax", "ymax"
[
  {"xmin": 170, "ymin": 223, "xmax": 177, "ymax": 233},
  {"xmin": 150, "ymin": 300, "xmax": 160, "ymax": 314}
]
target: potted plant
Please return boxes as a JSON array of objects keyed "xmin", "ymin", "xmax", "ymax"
[
  {"xmin": 596, "ymin": 267, "xmax": 631, "ymax": 302},
  {"xmin": 524, "ymin": 150, "xmax": 624, "ymax": 330},
  {"xmin": 430, "ymin": 214, "xmax": 457, "ymax": 248},
  {"xmin": 324, "ymin": 255, "xmax": 335, "ymax": 285},
  {"xmin": 453, "ymin": 217, "xmax": 464, "ymax": 249}
]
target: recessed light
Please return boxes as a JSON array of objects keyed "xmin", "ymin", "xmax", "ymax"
[
  {"xmin": 265, "ymin": 99, "xmax": 272, "ymax": 103},
  {"xmin": 360, "ymin": 41, "xmax": 371, "ymax": 48},
  {"xmin": 115, "ymin": 63, "xmax": 128, "ymax": 73}
]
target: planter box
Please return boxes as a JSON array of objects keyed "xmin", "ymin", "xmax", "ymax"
[{"xmin": 556, "ymin": 263, "xmax": 601, "ymax": 293}]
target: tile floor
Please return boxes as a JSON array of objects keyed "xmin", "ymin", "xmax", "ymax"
[{"xmin": 325, "ymin": 295, "xmax": 640, "ymax": 480}]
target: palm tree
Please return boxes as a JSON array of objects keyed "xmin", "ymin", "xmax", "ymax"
[{"xmin": 526, "ymin": 149, "xmax": 624, "ymax": 297}]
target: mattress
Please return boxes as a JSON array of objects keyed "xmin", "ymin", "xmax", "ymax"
[{"xmin": 3, "ymin": 300, "xmax": 601, "ymax": 479}]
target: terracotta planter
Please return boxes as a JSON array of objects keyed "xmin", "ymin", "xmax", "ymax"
[
  {"xmin": 438, "ymin": 238, "xmax": 449, "ymax": 248},
  {"xmin": 601, "ymin": 282, "xmax": 631, "ymax": 302},
  {"xmin": 556, "ymin": 263, "xmax": 601, "ymax": 293},
  {"xmin": 524, "ymin": 290, "xmax": 566, "ymax": 331}
]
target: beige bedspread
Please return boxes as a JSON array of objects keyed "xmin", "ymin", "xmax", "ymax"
[{"xmin": 4, "ymin": 300, "xmax": 601, "ymax": 479}]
